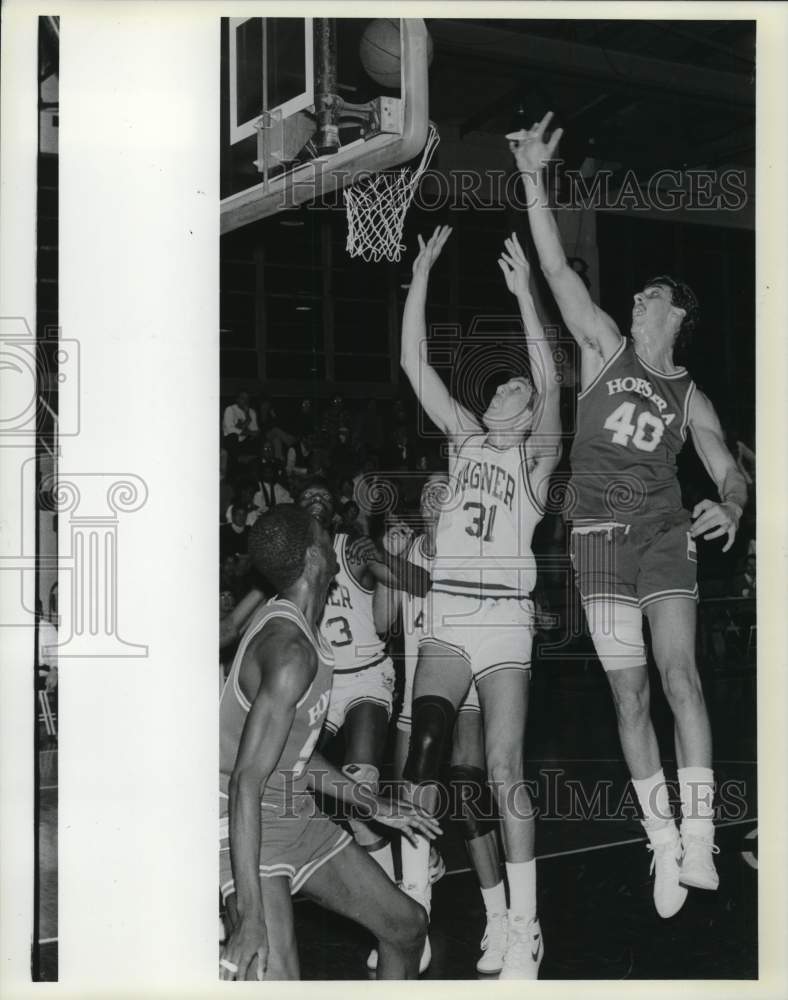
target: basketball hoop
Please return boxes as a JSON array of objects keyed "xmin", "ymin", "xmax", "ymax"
[{"xmin": 344, "ymin": 123, "xmax": 439, "ymax": 263}]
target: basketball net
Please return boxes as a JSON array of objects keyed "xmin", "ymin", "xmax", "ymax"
[{"xmin": 344, "ymin": 123, "xmax": 440, "ymax": 263}]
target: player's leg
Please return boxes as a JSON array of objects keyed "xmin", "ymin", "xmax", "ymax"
[
  {"xmin": 646, "ymin": 597, "xmax": 710, "ymax": 768},
  {"xmin": 646, "ymin": 596, "xmax": 717, "ymax": 890},
  {"xmin": 574, "ymin": 528, "xmax": 686, "ymax": 917},
  {"xmin": 639, "ymin": 517, "xmax": 717, "ymax": 891},
  {"xmin": 393, "ymin": 724, "xmax": 409, "ymax": 781},
  {"xmin": 401, "ymin": 639, "xmax": 472, "ymax": 888},
  {"xmin": 299, "ymin": 838, "xmax": 427, "ymax": 979},
  {"xmin": 223, "ymin": 877, "xmax": 299, "ymax": 980},
  {"xmin": 588, "ymin": 603, "xmax": 686, "ymax": 917},
  {"xmin": 343, "ymin": 699, "xmax": 396, "ymax": 877},
  {"xmin": 476, "ymin": 665, "xmax": 542, "ymax": 979},
  {"xmin": 450, "ymin": 705, "xmax": 506, "ymax": 974}
]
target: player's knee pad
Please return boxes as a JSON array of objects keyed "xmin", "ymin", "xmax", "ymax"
[
  {"xmin": 584, "ymin": 600, "xmax": 646, "ymax": 672},
  {"xmin": 342, "ymin": 762, "xmax": 380, "ymax": 792},
  {"xmin": 448, "ymin": 764, "xmax": 494, "ymax": 841},
  {"xmin": 403, "ymin": 695, "xmax": 456, "ymax": 784}
]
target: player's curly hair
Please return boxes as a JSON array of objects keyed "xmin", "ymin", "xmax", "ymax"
[
  {"xmin": 248, "ymin": 505, "xmax": 316, "ymax": 592},
  {"xmin": 645, "ymin": 274, "xmax": 700, "ymax": 353}
]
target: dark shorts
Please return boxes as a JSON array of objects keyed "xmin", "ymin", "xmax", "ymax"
[
  {"xmin": 571, "ymin": 513, "xmax": 698, "ymax": 610},
  {"xmin": 219, "ymin": 794, "xmax": 351, "ymax": 903}
]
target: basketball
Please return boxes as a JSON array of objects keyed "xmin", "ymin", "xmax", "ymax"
[{"xmin": 360, "ymin": 18, "xmax": 433, "ymax": 89}]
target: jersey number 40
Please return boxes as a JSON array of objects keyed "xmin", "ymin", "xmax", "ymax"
[{"xmin": 604, "ymin": 402, "xmax": 665, "ymax": 453}]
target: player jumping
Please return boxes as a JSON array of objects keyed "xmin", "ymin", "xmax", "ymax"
[
  {"xmin": 511, "ymin": 111, "xmax": 748, "ymax": 917},
  {"xmin": 399, "ymin": 226, "xmax": 562, "ymax": 978}
]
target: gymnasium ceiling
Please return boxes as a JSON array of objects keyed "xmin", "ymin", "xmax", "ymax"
[{"xmin": 426, "ymin": 18, "xmax": 755, "ymax": 175}]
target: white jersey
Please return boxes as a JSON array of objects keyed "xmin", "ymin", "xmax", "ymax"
[
  {"xmin": 319, "ymin": 533, "xmax": 386, "ymax": 672},
  {"xmin": 432, "ymin": 433, "xmax": 544, "ymax": 601},
  {"xmin": 402, "ymin": 533, "xmax": 434, "ymax": 660}
]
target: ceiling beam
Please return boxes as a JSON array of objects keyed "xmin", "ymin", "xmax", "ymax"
[{"xmin": 430, "ymin": 20, "xmax": 753, "ymax": 110}]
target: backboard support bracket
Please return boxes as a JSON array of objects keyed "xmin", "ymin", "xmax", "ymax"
[{"xmin": 221, "ymin": 18, "xmax": 430, "ymax": 234}]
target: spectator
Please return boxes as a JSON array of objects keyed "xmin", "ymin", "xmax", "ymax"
[
  {"xmin": 220, "ymin": 447, "xmax": 234, "ymax": 523},
  {"xmin": 253, "ymin": 460, "xmax": 293, "ymax": 513},
  {"xmin": 354, "ymin": 398, "xmax": 385, "ymax": 458},
  {"xmin": 331, "ymin": 424, "xmax": 358, "ymax": 484},
  {"xmin": 339, "ymin": 498, "xmax": 360, "ymax": 534},
  {"xmin": 258, "ymin": 394, "xmax": 296, "ymax": 462},
  {"xmin": 286, "ymin": 432, "xmax": 320, "ymax": 483},
  {"xmin": 225, "ymin": 479, "xmax": 260, "ymax": 526},
  {"xmin": 322, "ymin": 394, "xmax": 350, "ymax": 440},
  {"xmin": 222, "ymin": 391, "xmax": 259, "ymax": 470},
  {"xmin": 384, "ymin": 424, "xmax": 413, "ymax": 471},
  {"xmin": 295, "ymin": 398, "xmax": 319, "ymax": 439},
  {"xmin": 730, "ymin": 553, "xmax": 756, "ymax": 598},
  {"xmin": 220, "ymin": 503, "xmax": 250, "ymax": 561}
]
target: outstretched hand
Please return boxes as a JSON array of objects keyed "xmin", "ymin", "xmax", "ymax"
[
  {"xmin": 691, "ymin": 499, "xmax": 741, "ymax": 553},
  {"xmin": 382, "ymin": 517, "xmax": 414, "ymax": 557},
  {"xmin": 412, "ymin": 225, "xmax": 453, "ymax": 280},
  {"xmin": 498, "ymin": 232, "xmax": 531, "ymax": 298},
  {"xmin": 370, "ymin": 796, "xmax": 442, "ymax": 847},
  {"xmin": 507, "ymin": 111, "xmax": 564, "ymax": 174}
]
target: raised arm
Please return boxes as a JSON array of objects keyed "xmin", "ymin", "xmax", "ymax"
[
  {"xmin": 221, "ymin": 627, "xmax": 313, "ymax": 980},
  {"xmin": 687, "ymin": 389, "xmax": 748, "ymax": 553},
  {"xmin": 400, "ymin": 226, "xmax": 481, "ymax": 439},
  {"xmin": 498, "ymin": 233, "xmax": 562, "ymax": 478},
  {"xmin": 509, "ymin": 113, "xmax": 621, "ymax": 366}
]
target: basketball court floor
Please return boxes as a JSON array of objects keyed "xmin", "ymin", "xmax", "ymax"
[{"xmin": 36, "ymin": 651, "xmax": 756, "ymax": 982}]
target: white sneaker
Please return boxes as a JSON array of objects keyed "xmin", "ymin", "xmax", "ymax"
[
  {"xmin": 476, "ymin": 911, "xmax": 508, "ymax": 974},
  {"xmin": 680, "ymin": 830, "xmax": 720, "ymax": 890},
  {"xmin": 499, "ymin": 915, "xmax": 543, "ymax": 980},
  {"xmin": 428, "ymin": 845, "xmax": 446, "ymax": 885},
  {"xmin": 367, "ymin": 884, "xmax": 431, "ymax": 974},
  {"xmin": 645, "ymin": 821, "xmax": 688, "ymax": 918}
]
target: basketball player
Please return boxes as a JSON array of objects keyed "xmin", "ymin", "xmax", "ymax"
[
  {"xmin": 219, "ymin": 505, "xmax": 439, "ymax": 981},
  {"xmin": 373, "ymin": 471, "xmax": 508, "ymax": 975},
  {"xmin": 511, "ymin": 112, "xmax": 748, "ymax": 916},
  {"xmin": 295, "ymin": 478, "xmax": 435, "ymax": 966},
  {"xmin": 399, "ymin": 226, "xmax": 562, "ymax": 978}
]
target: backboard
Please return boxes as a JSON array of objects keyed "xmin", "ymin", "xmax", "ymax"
[{"xmin": 220, "ymin": 18, "xmax": 431, "ymax": 234}]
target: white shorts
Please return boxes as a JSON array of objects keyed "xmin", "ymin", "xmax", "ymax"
[
  {"xmin": 324, "ymin": 656, "xmax": 396, "ymax": 736},
  {"xmin": 425, "ymin": 592, "xmax": 534, "ymax": 684},
  {"xmin": 397, "ymin": 653, "xmax": 480, "ymax": 732}
]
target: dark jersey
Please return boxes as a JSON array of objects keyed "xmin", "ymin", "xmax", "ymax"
[
  {"xmin": 569, "ymin": 339, "xmax": 696, "ymax": 522},
  {"xmin": 220, "ymin": 598, "xmax": 334, "ymax": 812}
]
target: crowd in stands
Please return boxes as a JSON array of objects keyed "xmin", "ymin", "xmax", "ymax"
[
  {"xmin": 220, "ymin": 390, "xmax": 442, "ymax": 614},
  {"xmin": 219, "ymin": 389, "xmax": 757, "ymax": 671}
]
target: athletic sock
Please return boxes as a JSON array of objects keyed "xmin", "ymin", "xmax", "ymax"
[
  {"xmin": 678, "ymin": 766, "xmax": 715, "ymax": 836},
  {"xmin": 367, "ymin": 840, "xmax": 396, "ymax": 882},
  {"xmin": 505, "ymin": 859, "xmax": 536, "ymax": 922},
  {"xmin": 401, "ymin": 835, "xmax": 430, "ymax": 892},
  {"xmin": 632, "ymin": 769, "xmax": 672, "ymax": 827},
  {"xmin": 480, "ymin": 881, "xmax": 507, "ymax": 917}
]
